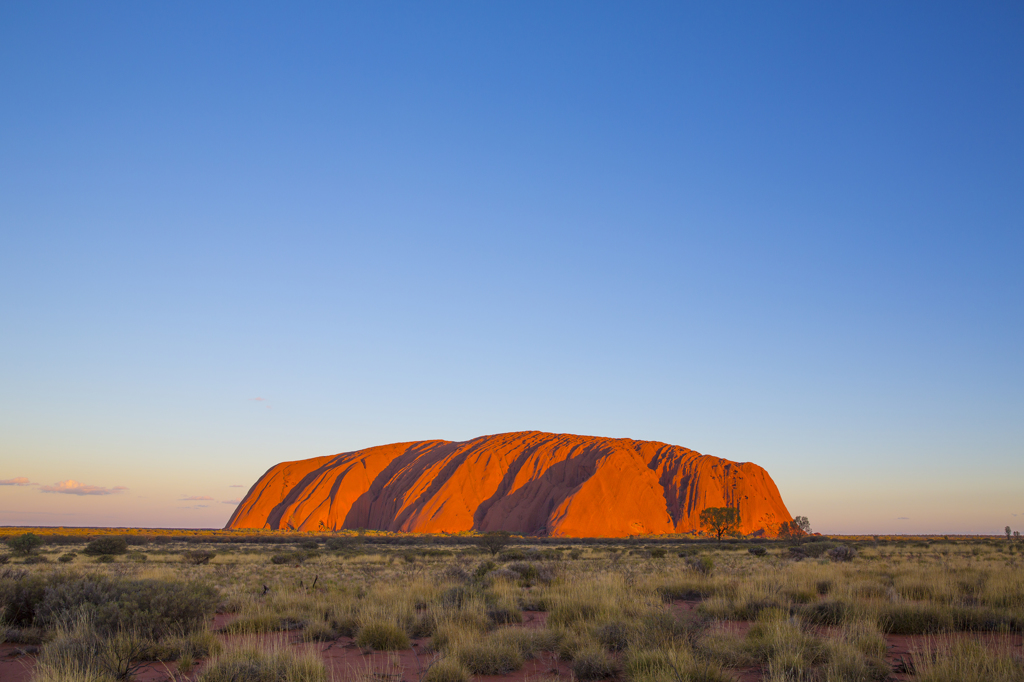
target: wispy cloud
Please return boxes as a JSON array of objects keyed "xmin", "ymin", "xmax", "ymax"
[
  {"xmin": 0, "ymin": 477, "xmax": 36, "ymax": 486},
  {"xmin": 252, "ymin": 397, "xmax": 267, "ymax": 402},
  {"xmin": 229, "ymin": 484, "xmax": 244, "ymax": 488},
  {"xmin": 180, "ymin": 495, "xmax": 214, "ymax": 501},
  {"xmin": 897, "ymin": 517, "xmax": 910, "ymax": 520},
  {"xmin": 222, "ymin": 499, "xmax": 241, "ymax": 505},
  {"xmin": 177, "ymin": 504, "xmax": 210, "ymax": 509},
  {"xmin": 40, "ymin": 480, "xmax": 126, "ymax": 496}
]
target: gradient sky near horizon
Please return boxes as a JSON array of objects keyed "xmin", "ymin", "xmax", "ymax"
[{"xmin": 1, "ymin": 2, "xmax": 1022, "ymax": 534}]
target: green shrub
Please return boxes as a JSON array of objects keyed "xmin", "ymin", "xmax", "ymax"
[
  {"xmin": 58, "ymin": 553, "xmax": 77, "ymax": 564},
  {"xmin": 182, "ymin": 550, "xmax": 214, "ymax": 565},
  {"xmin": 748, "ymin": 546, "xmax": 767, "ymax": 557},
  {"xmin": 424, "ymin": 658, "xmax": 471, "ymax": 682},
  {"xmin": 572, "ymin": 645, "xmax": 615, "ymax": 680},
  {"xmin": 454, "ymin": 638, "xmax": 524, "ymax": 675},
  {"xmin": 474, "ymin": 560, "xmax": 497, "ymax": 578},
  {"xmin": 650, "ymin": 548, "xmax": 667, "ymax": 559},
  {"xmin": 23, "ymin": 555, "xmax": 50, "ymax": 564},
  {"xmin": 8, "ymin": 533, "xmax": 44, "ymax": 555},
  {"xmin": 126, "ymin": 552, "xmax": 147, "ymax": 563},
  {"xmin": 83, "ymin": 537, "xmax": 128, "ymax": 556},
  {"xmin": 355, "ymin": 621, "xmax": 410, "ymax": 650},
  {"xmin": 23, "ymin": 575, "xmax": 219, "ymax": 638}
]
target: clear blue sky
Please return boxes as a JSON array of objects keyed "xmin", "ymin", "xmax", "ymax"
[{"xmin": 1, "ymin": 2, "xmax": 1021, "ymax": 534}]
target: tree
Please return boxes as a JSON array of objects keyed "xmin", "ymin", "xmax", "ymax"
[
  {"xmin": 1007, "ymin": 526, "xmax": 1013, "ymax": 541},
  {"xmin": 699, "ymin": 507, "xmax": 741, "ymax": 540},
  {"xmin": 9, "ymin": 532, "xmax": 44, "ymax": 555},
  {"xmin": 477, "ymin": 531, "xmax": 512, "ymax": 556},
  {"xmin": 777, "ymin": 518, "xmax": 809, "ymax": 542}
]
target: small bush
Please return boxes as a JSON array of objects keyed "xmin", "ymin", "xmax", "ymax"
[
  {"xmin": 126, "ymin": 552, "xmax": 147, "ymax": 563},
  {"xmin": 686, "ymin": 555, "xmax": 714, "ymax": 575},
  {"xmin": 596, "ymin": 621, "xmax": 632, "ymax": 652},
  {"xmin": 801, "ymin": 599, "xmax": 852, "ymax": 627},
  {"xmin": 748, "ymin": 546, "xmax": 767, "ymax": 557},
  {"xmin": 23, "ymin": 555, "xmax": 50, "ymax": 564},
  {"xmin": 828, "ymin": 546, "xmax": 857, "ymax": 562},
  {"xmin": 302, "ymin": 621, "xmax": 338, "ymax": 642},
  {"xmin": 355, "ymin": 621, "xmax": 410, "ymax": 650},
  {"xmin": 83, "ymin": 537, "xmax": 129, "ymax": 556},
  {"xmin": 879, "ymin": 604, "xmax": 955, "ymax": 635},
  {"xmin": 487, "ymin": 606, "xmax": 522, "ymax": 626},
  {"xmin": 473, "ymin": 560, "xmax": 496, "ymax": 578},
  {"xmin": 424, "ymin": 658, "xmax": 471, "ymax": 682},
  {"xmin": 440, "ymin": 565, "xmax": 470, "ymax": 582},
  {"xmin": 650, "ymin": 548, "xmax": 667, "ymax": 559},
  {"xmin": 96, "ymin": 555, "xmax": 115, "ymax": 563},
  {"xmin": 572, "ymin": 645, "xmax": 615, "ymax": 680},
  {"xmin": 58, "ymin": 553, "xmax": 77, "ymax": 564},
  {"xmin": 182, "ymin": 550, "xmax": 215, "ymax": 565},
  {"xmin": 454, "ymin": 638, "xmax": 524, "ymax": 675}
]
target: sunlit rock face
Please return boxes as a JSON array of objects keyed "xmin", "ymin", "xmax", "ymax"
[{"xmin": 226, "ymin": 431, "xmax": 793, "ymax": 537}]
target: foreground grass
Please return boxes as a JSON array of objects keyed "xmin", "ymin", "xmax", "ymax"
[{"xmin": 1, "ymin": 533, "xmax": 1022, "ymax": 681}]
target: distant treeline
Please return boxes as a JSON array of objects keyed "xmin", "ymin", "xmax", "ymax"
[{"xmin": 0, "ymin": 528, "xmax": 1011, "ymax": 549}]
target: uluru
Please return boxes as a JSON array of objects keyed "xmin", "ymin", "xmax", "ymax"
[{"xmin": 227, "ymin": 431, "xmax": 793, "ymax": 537}]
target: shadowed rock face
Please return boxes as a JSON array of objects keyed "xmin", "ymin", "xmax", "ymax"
[{"xmin": 226, "ymin": 431, "xmax": 793, "ymax": 537}]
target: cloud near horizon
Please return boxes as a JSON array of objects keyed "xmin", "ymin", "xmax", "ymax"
[
  {"xmin": 180, "ymin": 495, "xmax": 214, "ymax": 501},
  {"xmin": 222, "ymin": 499, "xmax": 241, "ymax": 505},
  {"xmin": 0, "ymin": 477, "xmax": 36, "ymax": 486},
  {"xmin": 40, "ymin": 480, "xmax": 126, "ymax": 496}
]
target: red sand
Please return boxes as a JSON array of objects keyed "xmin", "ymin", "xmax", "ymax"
[{"xmin": 227, "ymin": 431, "xmax": 792, "ymax": 537}]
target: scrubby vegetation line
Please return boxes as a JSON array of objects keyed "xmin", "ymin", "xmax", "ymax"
[{"xmin": 2, "ymin": 531, "xmax": 1023, "ymax": 681}]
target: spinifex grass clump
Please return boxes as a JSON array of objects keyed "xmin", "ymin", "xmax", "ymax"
[
  {"xmin": 911, "ymin": 638, "xmax": 1024, "ymax": 682},
  {"xmin": 355, "ymin": 620, "xmax": 410, "ymax": 650},
  {"xmin": 199, "ymin": 641, "xmax": 327, "ymax": 682}
]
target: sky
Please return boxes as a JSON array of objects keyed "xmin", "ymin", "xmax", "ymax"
[{"xmin": 1, "ymin": 2, "xmax": 1022, "ymax": 534}]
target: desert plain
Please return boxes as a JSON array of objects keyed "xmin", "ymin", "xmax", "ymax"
[{"xmin": 2, "ymin": 527, "xmax": 1022, "ymax": 682}]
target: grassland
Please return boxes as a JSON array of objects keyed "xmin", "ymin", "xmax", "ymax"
[{"xmin": 1, "ymin": 530, "xmax": 1022, "ymax": 681}]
